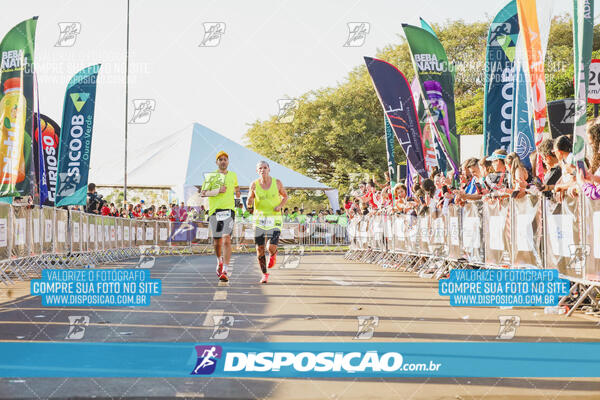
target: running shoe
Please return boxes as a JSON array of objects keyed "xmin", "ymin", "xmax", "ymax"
[
  {"xmin": 216, "ymin": 261, "xmax": 223, "ymax": 277},
  {"xmin": 260, "ymin": 273, "xmax": 269, "ymax": 284},
  {"xmin": 267, "ymin": 253, "xmax": 276, "ymax": 269},
  {"xmin": 219, "ymin": 272, "xmax": 229, "ymax": 282}
]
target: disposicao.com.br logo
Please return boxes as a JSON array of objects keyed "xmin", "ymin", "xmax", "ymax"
[{"xmin": 191, "ymin": 345, "xmax": 442, "ymax": 376}]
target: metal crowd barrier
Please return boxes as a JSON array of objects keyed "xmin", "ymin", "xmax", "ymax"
[
  {"xmin": 344, "ymin": 194, "xmax": 600, "ymax": 317},
  {"xmin": 0, "ymin": 205, "xmax": 350, "ymax": 285}
]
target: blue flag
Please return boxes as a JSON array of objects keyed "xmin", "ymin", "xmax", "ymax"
[
  {"xmin": 34, "ymin": 73, "xmax": 48, "ymax": 205},
  {"xmin": 464, "ymin": 177, "xmax": 477, "ymax": 195},
  {"xmin": 483, "ymin": 0, "xmax": 519, "ymax": 155},
  {"xmin": 55, "ymin": 64, "xmax": 101, "ymax": 207}
]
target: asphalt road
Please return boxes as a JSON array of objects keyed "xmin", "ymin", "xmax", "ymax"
[{"xmin": 0, "ymin": 252, "xmax": 599, "ymax": 399}]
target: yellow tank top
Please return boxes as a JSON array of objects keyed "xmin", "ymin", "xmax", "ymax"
[{"xmin": 254, "ymin": 177, "xmax": 282, "ymax": 229}]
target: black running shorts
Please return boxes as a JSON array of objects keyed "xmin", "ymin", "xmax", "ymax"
[
  {"xmin": 255, "ymin": 227, "xmax": 281, "ymax": 246},
  {"xmin": 208, "ymin": 209, "xmax": 235, "ymax": 238}
]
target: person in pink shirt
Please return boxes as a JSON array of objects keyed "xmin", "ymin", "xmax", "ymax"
[{"xmin": 179, "ymin": 202, "xmax": 188, "ymax": 221}]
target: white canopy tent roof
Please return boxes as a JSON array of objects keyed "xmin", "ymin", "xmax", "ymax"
[{"xmin": 91, "ymin": 123, "xmax": 338, "ymax": 207}]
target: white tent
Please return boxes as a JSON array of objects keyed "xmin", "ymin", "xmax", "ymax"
[{"xmin": 91, "ymin": 123, "xmax": 339, "ymax": 208}]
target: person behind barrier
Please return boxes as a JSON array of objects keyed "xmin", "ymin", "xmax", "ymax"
[
  {"xmin": 485, "ymin": 149, "xmax": 508, "ymax": 192},
  {"xmin": 536, "ymin": 138, "xmax": 562, "ymax": 197},
  {"xmin": 392, "ymin": 183, "xmax": 407, "ymax": 213},
  {"xmin": 553, "ymin": 135, "xmax": 579, "ymax": 200},
  {"xmin": 579, "ymin": 122, "xmax": 600, "ymax": 199},
  {"xmin": 509, "ymin": 156, "xmax": 529, "ymax": 199},
  {"xmin": 86, "ymin": 183, "xmax": 103, "ymax": 214},
  {"xmin": 168, "ymin": 204, "xmax": 180, "ymax": 222}
]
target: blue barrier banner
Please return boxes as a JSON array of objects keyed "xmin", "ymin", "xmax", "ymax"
[
  {"xmin": 439, "ymin": 269, "xmax": 569, "ymax": 307},
  {"xmin": 30, "ymin": 269, "xmax": 161, "ymax": 306},
  {"xmin": 1, "ymin": 342, "xmax": 599, "ymax": 377}
]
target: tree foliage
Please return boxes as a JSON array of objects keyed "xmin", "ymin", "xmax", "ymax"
[{"xmin": 245, "ymin": 14, "xmax": 592, "ymax": 193}]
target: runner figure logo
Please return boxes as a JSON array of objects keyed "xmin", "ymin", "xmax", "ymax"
[
  {"xmin": 343, "ymin": 22, "xmax": 370, "ymax": 47},
  {"xmin": 210, "ymin": 316, "xmax": 234, "ymax": 340},
  {"xmin": 65, "ymin": 316, "xmax": 89, "ymax": 339},
  {"xmin": 199, "ymin": 22, "xmax": 226, "ymax": 47},
  {"xmin": 277, "ymin": 99, "xmax": 297, "ymax": 123},
  {"xmin": 129, "ymin": 99, "xmax": 156, "ymax": 124},
  {"xmin": 354, "ymin": 316, "xmax": 379, "ymax": 340},
  {"xmin": 56, "ymin": 172, "xmax": 81, "ymax": 198},
  {"xmin": 559, "ymin": 99, "xmax": 576, "ymax": 124},
  {"xmin": 55, "ymin": 22, "xmax": 81, "ymax": 47},
  {"xmin": 137, "ymin": 245, "xmax": 160, "ymax": 269},
  {"xmin": 280, "ymin": 245, "xmax": 304, "ymax": 269},
  {"xmin": 497, "ymin": 315, "xmax": 520, "ymax": 340},
  {"xmin": 567, "ymin": 244, "xmax": 589, "ymax": 275},
  {"xmin": 191, "ymin": 345, "xmax": 222, "ymax": 375}
]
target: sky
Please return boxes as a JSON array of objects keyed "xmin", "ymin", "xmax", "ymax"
[{"xmin": 5, "ymin": 0, "xmax": 575, "ymax": 181}]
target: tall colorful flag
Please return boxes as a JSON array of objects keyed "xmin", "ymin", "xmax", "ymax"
[
  {"xmin": 364, "ymin": 57, "xmax": 428, "ymax": 178},
  {"xmin": 0, "ymin": 17, "xmax": 38, "ymax": 197},
  {"xmin": 419, "ymin": 18, "xmax": 437, "ymax": 38},
  {"xmin": 516, "ymin": 0, "xmax": 553, "ymax": 178},
  {"xmin": 33, "ymin": 73, "xmax": 48, "ymax": 205},
  {"xmin": 384, "ymin": 116, "xmax": 397, "ymax": 186},
  {"xmin": 411, "ymin": 77, "xmax": 441, "ymax": 173},
  {"xmin": 510, "ymin": 40, "xmax": 535, "ymax": 169},
  {"xmin": 33, "ymin": 113, "xmax": 60, "ymax": 206},
  {"xmin": 402, "ymin": 24, "xmax": 460, "ymax": 176},
  {"xmin": 55, "ymin": 64, "xmax": 101, "ymax": 207},
  {"xmin": 572, "ymin": 0, "xmax": 594, "ymax": 166},
  {"xmin": 483, "ymin": 0, "xmax": 520, "ymax": 155}
]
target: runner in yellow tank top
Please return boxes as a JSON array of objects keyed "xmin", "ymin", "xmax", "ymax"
[
  {"xmin": 247, "ymin": 161, "xmax": 288, "ymax": 283},
  {"xmin": 200, "ymin": 151, "xmax": 241, "ymax": 282}
]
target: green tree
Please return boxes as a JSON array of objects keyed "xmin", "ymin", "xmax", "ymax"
[{"xmin": 245, "ymin": 14, "xmax": 590, "ymax": 193}]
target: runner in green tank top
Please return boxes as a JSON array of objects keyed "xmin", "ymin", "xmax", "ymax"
[{"xmin": 247, "ymin": 161, "xmax": 288, "ymax": 284}]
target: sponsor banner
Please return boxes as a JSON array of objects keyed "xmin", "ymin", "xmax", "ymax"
[
  {"xmin": 1, "ymin": 342, "xmax": 600, "ymax": 377},
  {"xmin": 33, "ymin": 113, "xmax": 60, "ymax": 206},
  {"xmin": 572, "ymin": 0, "xmax": 594, "ymax": 164},
  {"xmin": 483, "ymin": 0, "xmax": 519, "ymax": 155},
  {"xmin": 510, "ymin": 32, "xmax": 535, "ymax": 168},
  {"xmin": 0, "ymin": 17, "xmax": 38, "ymax": 197},
  {"xmin": 55, "ymin": 64, "xmax": 101, "ymax": 206},
  {"xmin": 411, "ymin": 77, "xmax": 440, "ymax": 173},
  {"xmin": 364, "ymin": 57, "xmax": 428, "ymax": 178},
  {"xmin": 402, "ymin": 23, "xmax": 460, "ymax": 175}
]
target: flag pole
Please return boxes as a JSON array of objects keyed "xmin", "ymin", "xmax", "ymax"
[{"xmin": 123, "ymin": 0, "xmax": 130, "ymax": 206}]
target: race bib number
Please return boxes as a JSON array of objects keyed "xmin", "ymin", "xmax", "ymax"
[
  {"xmin": 216, "ymin": 210, "xmax": 230, "ymax": 221},
  {"xmin": 260, "ymin": 217, "xmax": 275, "ymax": 227}
]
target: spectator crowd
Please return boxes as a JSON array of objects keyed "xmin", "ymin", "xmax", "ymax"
[
  {"xmin": 84, "ymin": 183, "xmax": 349, "ymax": 226},
  {"xmin": 343, "ymin": 123, "xmax": 600, "ymax": 218}
]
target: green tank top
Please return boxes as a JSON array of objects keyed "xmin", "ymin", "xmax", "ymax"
[{"xmin": 254, "ymin": 177, "xmax": 282, "ymax": 229}]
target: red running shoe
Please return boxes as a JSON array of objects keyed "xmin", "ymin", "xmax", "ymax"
[
  {"xmin": 268, "ymin": 253, "xmax": 277, "ymax": 269},
  {"xmin": 260, "ymin": 273, "xmax": 269, "ymax": 284},
  {"xmin": 219, "ymin": 272, "xmax": 229, "ymax": 282}
]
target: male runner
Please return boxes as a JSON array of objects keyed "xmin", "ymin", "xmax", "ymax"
[
  {"xmin": 247, "ymin": 161, "xmax": 288, "ymax": 283},
  {"xmin": 200, "ymin": 151, "xmax": 240, "ymax": 282}
]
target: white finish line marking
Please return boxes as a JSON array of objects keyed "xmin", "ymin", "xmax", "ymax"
[
  {"xmin": 213, "ymin": 291, "xmax": 227, "ymax": 301},
  {"xmin": 203, "ymin": 309, "xmax": 223, "ymax": 326}
]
